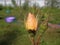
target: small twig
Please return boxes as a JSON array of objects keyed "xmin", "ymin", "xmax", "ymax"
[
  {"xmin": 29, "ymin": 35, "xmax": 35, "ymax": 45},
  {"xmin": 36, "ymin": 35, "xmax": 41, "ymax": 45},
  {"xmin": 31, "ymin": 37, "xmax": 35, "ymax": 45}
]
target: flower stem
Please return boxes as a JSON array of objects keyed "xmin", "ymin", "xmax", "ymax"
[
  {"xmin": 29, "ymin": 35, "xmax": 35, "ymax": 45},
  {"xmin": 36, "ymin": 35, "xmax": 41, "ymax": 45}
]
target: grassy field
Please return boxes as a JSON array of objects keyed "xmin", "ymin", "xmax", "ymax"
[{"xmin": 0, "ymin": 7, "xmax": 60, "ymax": 45}]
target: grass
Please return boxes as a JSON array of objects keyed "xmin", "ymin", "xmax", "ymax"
[
  {"xmin": 43, "ymin": 28, "xmax": 60, "ymax": 45},
  {"xmin": 0, "ymin": 7, "xmax": 60, "ymax": 45},
  {"xmin": 41, "ymin": 7, "xmax": 60, "ymax": 24}
]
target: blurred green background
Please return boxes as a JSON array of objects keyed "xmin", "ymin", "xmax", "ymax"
[{"xmin": 0, "ymin": 0, "xmax": 60, "ymax": 45}]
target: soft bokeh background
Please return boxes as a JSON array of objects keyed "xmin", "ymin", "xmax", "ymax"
[{"xmin": 0, "ymin": 0, "xmax": 60, "ymax": 45}]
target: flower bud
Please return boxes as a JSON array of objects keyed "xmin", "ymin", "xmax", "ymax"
[{"xmin": 25, "ymin": 13, "xmax": 38, "ymax": 31}]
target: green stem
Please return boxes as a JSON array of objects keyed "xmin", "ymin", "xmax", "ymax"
[
  {"xmin": 36, "ymin": 35, "xmax": 41, "ymax": 45},
  {"xmin": 29, "ymin": 35, "xmax": 35, "ymax": 45}
]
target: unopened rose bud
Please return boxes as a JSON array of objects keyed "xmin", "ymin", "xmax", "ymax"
[{"xmin": 25, "ymin": 13, "xmax": 38, "ymax": 31}]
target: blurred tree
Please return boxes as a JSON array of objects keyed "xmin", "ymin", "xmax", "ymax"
[
  {"xmin": 4, "ymin": 0, "xmax": 6, "ymax": 6},
  {"xmin": 45, "ymin": 0, "xmax": 60, "ymax": 8},
  {"xmin": 20, "ymin": 0, "xmax": 21, "ymax": 6},
  {"xmin": 22, "ymin": 0, "xmax": 29, "ymax": 10},
  {"xmin": 11, "ymin": 0, "xmax": 17, "ymax": 7}
]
